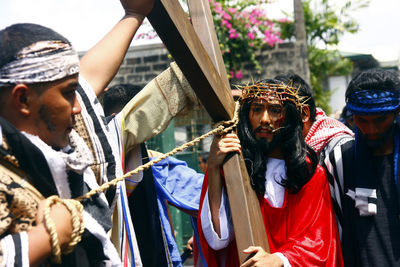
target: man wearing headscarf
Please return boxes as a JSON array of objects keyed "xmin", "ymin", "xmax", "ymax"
[
  {"xmin": 324, "ymin": 68, "xmax": 400, "ymax": 266},
  {"xmin": 0, "ymin": 0, "xmax": 199, "ymax": 265}
]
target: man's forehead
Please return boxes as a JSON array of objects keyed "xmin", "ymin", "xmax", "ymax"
[
  {"xmin": 238, "ymin": 81, "xmax": 309, "ymax": 113},
  {"xmin": 354, "ymin": 113, "xmax": 393, "ymax": 120},
  {"xmin": 250, "ymin": 95, "xmax": 281, "ymax": 105}
]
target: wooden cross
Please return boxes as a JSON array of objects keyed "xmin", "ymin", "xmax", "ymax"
[{"xmin": 147, "ymin": 0, "xmax": 269, "ymax": 263}]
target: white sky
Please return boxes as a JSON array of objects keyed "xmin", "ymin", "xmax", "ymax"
[{"xmin": 1, "ymin": 0, "xmax": 399, "ymax": 62}]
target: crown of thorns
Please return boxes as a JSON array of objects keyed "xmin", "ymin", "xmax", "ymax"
[{"xmin": 237, "ymin": 81, "xmax": 310, "ymax": 113}]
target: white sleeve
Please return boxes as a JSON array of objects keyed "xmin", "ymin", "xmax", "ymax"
[
  {"xmin": 274, "ymin": 252, "xmax": 292, "ymax": 267},
  {"xmin": 1, "ymin": 232, "xmax": 29, "ymax": 267},
  {"xmin": 200, "ymin": 187, "xmax": 234, "ymax": 250}
]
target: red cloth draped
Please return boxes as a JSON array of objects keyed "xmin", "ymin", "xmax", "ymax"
[{"xmin": 197, "ymin": 165, "xmax": 344, "ymax": 267}]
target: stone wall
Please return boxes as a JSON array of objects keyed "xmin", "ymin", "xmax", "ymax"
[
  {"xmin": 109, "ymin": 43, "xmax": 172, "ymax": 89},
  {"xmin": 237, "ymin": 41, "xmax": 310, "ymax": 84},
  {"xmin": 110, "ymin": 41, "xmax": 309, "ymax": 89}
]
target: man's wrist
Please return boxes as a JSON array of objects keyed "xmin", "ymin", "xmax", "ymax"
[
  {"xmin": 122, "ymin": 12, "xmax": 146, "ymax": 22},
  {"xmin": 273, "ymin": 252, "xmax": 291, "ymax": 267}
]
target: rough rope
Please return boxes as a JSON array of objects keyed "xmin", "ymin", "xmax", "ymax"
[
  {"xmin": 77, "ymin": 100, "xmax": 241, "ymax": 201},
  {"xmin": 45, "ymin": 100, "xmax": 241, "ymax": 262}
]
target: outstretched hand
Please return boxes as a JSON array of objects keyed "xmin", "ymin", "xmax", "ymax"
[
  {"xmin": 120, "ymin": 0, "xmax": 154, "ymax": 17},
  {"xmin": 241, "ymin": 246, "xmax": 283, "ymax": 267}
]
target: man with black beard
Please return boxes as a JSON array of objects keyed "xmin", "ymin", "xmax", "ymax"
[
  {"xmin": 197, "ymin": 79, "xmax": 343, "ymax": 267},
  {"xmin": 324, "ymin": 69, "xmax": 400, "ymax": 266}
]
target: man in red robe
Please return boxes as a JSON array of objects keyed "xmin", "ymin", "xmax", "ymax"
[{"xmin": 197, "ymin": 79, "xmax": 343, "ymax": 266}]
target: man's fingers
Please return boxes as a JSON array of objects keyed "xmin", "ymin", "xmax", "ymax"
[
  {"xmin": 220, "ymin": 138, "xmax": 241, "ymax": 145},
  {"xmin": 219, "ymin": 144, "xmax": 241, "ymax": 154},
  {"xmin": 223, "ymin": 133, "xmax": 239, "ymax": 139},
  {"xmin": 243, "ymin": 246, "xmax": 261, "ymax": 254},
  {"xmin": 240, "ymin": 247, "xmax": 262, "ymax": 267}
]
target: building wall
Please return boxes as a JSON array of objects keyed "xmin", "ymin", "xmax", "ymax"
[
  {"xmin": 238, "ymin": 42, "xmax": 310, "ymax": 84},
  {"xmin": 109, "ymin": 43, "xmax": 173, "ymax": 89},
  {"xmin": 328, "ymin": 75, "xmax": 351, "ymax": 116},
  {"xmin": 110, "ymin": 41, "xmax": 309, "ymax": 89}
]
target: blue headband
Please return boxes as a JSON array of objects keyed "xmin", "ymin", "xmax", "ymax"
[{"xmin": 346, "ymin": 89, "xmax": 400, "ymax": 115}]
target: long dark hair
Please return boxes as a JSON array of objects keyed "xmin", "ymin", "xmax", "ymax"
[{"xmin": 237, "ymin": 82, "xmax": 318, "ymax": 194}]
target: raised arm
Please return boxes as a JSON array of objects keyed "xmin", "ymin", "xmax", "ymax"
[{"xmin": 79, "ymin": 0, "xmax": 154, "ymax": 96}]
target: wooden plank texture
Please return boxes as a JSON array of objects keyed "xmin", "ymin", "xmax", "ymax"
[
  {"xmin": 148, "ymin": 0, "xmax": 234, "ymax": 122},
  {"xmin": 187, "ymin": 0, "xmax": 230, "ymax": 89}
]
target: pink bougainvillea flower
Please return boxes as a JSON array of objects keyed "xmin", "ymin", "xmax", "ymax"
[
  {"xmin": 221, "ymin": 20, "xmax": 232, "ymax": 29},
  {"xmin": 248, "ymin": 32, "xmax": 255, "ymax": 40},
  {"xmin": 207, "ymin": 0, "xmax": 285, "ymax": 80},
  {"xmin": 222, "ymin": 11, "xmax": 232, "ymax": 20},
  {"xmin": 229, "ymin": 28, "xmax": 239, "ymax": 39},
  {"xmin": 235, "ymin": 70, "xmax": 243, "ymax": 79},
  {"xmin": 213, "ymin": 2, "xmax": 223, "ymax": 14},
  {"xmin": 227, "ymin": 7, "xmax": 237, "ymax": 14}
]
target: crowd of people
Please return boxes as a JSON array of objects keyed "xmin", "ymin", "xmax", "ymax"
[{"xmin": 0, "ymin": 0, "xmax": 399, "ymax": 266}]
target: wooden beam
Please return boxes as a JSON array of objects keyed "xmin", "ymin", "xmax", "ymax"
[
  {"xmin": 223, "ymin": 155, "xmax": 270, "ymax": 258},
  {"xmin": 148, "ymin": 0, "xmax": 269, "ymax": 262},
  {"xmin": 148, "ymin": 0, "xmax": 234, "ymax": 122},
  {"xmin": 187, "ymin": 0, "xmax": 230, "ymax": 89},
  {"xmin": 186, "ymin": 0, "xmax": 270, "ymax": 258}
]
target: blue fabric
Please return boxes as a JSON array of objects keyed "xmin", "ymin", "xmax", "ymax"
[
  {"xmin": 155, "ymin": 197, "xmax": 182, "ymax": 266},
  {"xmin": 151, "ymin": 156, "xmax": 204, "ymax": 267},
  {"xmin": 347, "ymin": 90, "xmax": 400, "ymax": 115},
  {"xmin": 191, "ymin": 217, "xmax": 208, "ymax": 267}
]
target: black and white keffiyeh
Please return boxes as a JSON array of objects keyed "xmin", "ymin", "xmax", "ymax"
[
  {"xmin": 22, "ymin": 130, "xmax": 121, "ymax": 266},
  {"xmin": 0, "ymin": 40, "xmax": 79, "ymax": 85}
]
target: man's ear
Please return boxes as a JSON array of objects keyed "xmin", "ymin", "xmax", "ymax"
[
  {"xmin": 11, "ymin": 84, "xmax": 33, "ymax": 116},
  {"xmin": 301, "ymin": 106, "xmax": 310, "ymax": 123}
]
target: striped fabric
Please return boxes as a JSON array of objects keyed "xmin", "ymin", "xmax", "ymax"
[
  {"xmin": 76, "ymin": 76, "xmax": 141, "ymax": 266},
  {"xmin": 0, "ymin": 233, "xmax": 29, "ymax": 267},
  {"xmin": 305, "ymin": 108, "xmax": 354, "ymax": 239},
  {"xmin": 75, "ymin": 63, "xmax": 201, "ymax": 266},
  {"xmin": 323, "ymin": 139, "xmax": 355, "ymax": 239},
  {"xmin": 76, "ymin": 77, "xmax": 121, "ymax": 186}
]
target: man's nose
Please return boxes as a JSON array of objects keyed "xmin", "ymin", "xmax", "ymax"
[
  {"xmin": 364, "ymin": 124, "xmax": 379, "ymax": 136},
  {"xmin": 260, "ymin": 110, "xmax": 270, "ymax": 124},
  {"xmin": 72, "ymin": 97, "xmax": 82, "ymax": 115}
]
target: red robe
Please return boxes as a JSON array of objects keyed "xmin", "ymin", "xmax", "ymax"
[{"xmin": 197, "ymin": 164, "xmax": 344, "ymax": 267}]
